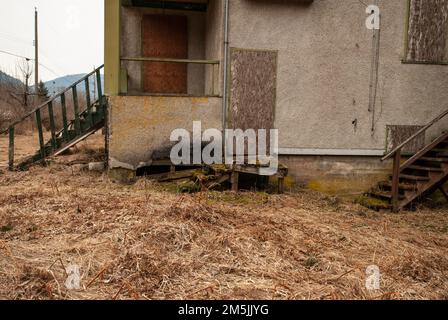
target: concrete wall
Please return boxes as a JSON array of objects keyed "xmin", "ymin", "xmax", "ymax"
[
  {"xmin": 120, "ymin": 7, "xmax": 206, "ymax": 95},
  {"xmin": 108, "ymin": 96, "xmax": 222, "ymax": 170},
  {"xmin": 205, "ymin": 0, "xmax": 224, "ymax": 96},
  {"xmin": 228, "ymin": 0, "xmax": 448, "ymax": 153},
  {"xmin": 280, "ymin": 155, "xmax": 392, "ymax": 196}
]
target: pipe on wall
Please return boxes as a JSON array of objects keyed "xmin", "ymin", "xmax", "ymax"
[{"xmin": 222, "ymin": 0, "xmax": 230, "ymax": 130}]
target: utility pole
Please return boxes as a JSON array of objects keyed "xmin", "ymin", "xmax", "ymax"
[{"xmin": 34, "ymin": 7, "xmax": 39, "ymax": 96}]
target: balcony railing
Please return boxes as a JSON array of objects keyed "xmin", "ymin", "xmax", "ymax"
[{"xmin": 120, "ymin": 57, "xmax": 220, "ymax": 96}]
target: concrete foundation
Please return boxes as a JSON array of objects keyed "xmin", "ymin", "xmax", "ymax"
[
  {"xmin": 108, "ymin": 95, "xmax": 222, "ymax": 171},
  {"xmin": 280, "ymin": 155, "xmax": 392, "ymax": 195}
]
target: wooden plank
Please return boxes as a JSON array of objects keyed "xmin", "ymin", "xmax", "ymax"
[
  {"xmin": 391, "ymin": 150, "xmax": 401, "ymax": 212},
  {"xmin": 142, "ymin": 15, "xmax": 188, "ymax": 94},
  {"xmin": 60, "ymin": 93, "xmax": 69, "ymax": 141},
  {"xmin": 96, "ymin": 69, "xmax": 103, "ymax": 99},
  {"xmin": 8, "ymin": 127, "xmax": 14, "ymax": 171},
  {"xmin": 231, "ymin": 171, "xmax": 239, "ymax": 192},
  {"xmin": 146, "ymin": 169, "xmax": 197, "ymax": 182},
  {"xmin": 47, "ymin": 101, "xmax": 57, "ymax": 150},
  {"xmin": 407, "ymin": 165, "xmax": 443, "ymax": 172},
  {"xmin": 406, "ymin": 0, "xmax": 448, "ymax": 63},
  {"xmin": 278, "ymin": 176, "xmax": 285, "ymax": 194},
  {"xmin": 121, "ymin": 57, "xmax": 219, "ymax": 64},
  {"xmin": 230, "ymin": 49, "xmax": 277, "ymax": 154},
  {"xmin": 35, "ymin": 109, "xmax": 45, "ymax": 161},
  {"xmin": 53, "ymin": 121, "xmax": 104, "ymax": 156},
  {"xmin": 399, "ymin": 174, "xmax": 430, "ymax": 181},
  {"xmin": 72, "ymin": 86, "xmax": 81, "ymax": 135},
  {"xmin": 85, "ymin": 78, "xmax": 93, "ymax": 126},
  {"xmin": 438, "ymin": 186, "xmax": 448, "ymax": 202},
  {"xmin": 400, "ymin": 131, "xmax": 448, "ymax": 170}
]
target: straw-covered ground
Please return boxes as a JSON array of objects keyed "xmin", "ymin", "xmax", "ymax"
[{"xmin": 0, "ymin": 134, "xmax": 447, "ymax": 300}]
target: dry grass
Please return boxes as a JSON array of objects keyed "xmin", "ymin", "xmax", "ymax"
[{"xmin": 0, "ymin": 134, "xmax": 447, "ymax": 300}]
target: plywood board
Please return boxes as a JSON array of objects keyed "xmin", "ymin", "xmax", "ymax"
[
  {"xmin": 142, "ymin": 15, "xmax": 188, "ymax": 93},
  {"xmin": 407, "ymin": 0, "xmax": 448, "ymax": 62},
  {"xmin": 229, "ymin": 49, "xmax": 277, "ymax": 131},
  {"xmin": 386, "ymin": 125, "xmax": 425, "ymax": 153}
]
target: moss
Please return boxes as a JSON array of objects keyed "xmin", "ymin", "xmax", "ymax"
[
  {"xmin": 303, "ymin": 256, "xmax": 319, "ymax": 269},
  {"xmin": 307, "ymin": 175, "xmax": 387, "ymax": 198},
  {"xmin": 205, "ymin": 191, "xmax": 270, "ymax": 206},
  {"xmin": 0, "ymin": 224, "xmax": 13, "ymax": 232},
  {"xmin": 356, "ymin": 195, "xmax": 390, "ymax": 210},
  {"xmin": 177, "ymin": 180, "xmax": 201, "ymax": 193},
  {"xmin": 109, "ymin": 168, "xmax": 136, "ymax": 184}
]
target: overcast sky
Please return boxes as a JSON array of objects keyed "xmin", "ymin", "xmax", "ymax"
[{"xmin": 0, "ymin": 0, "xmax": 104, "ymax": 84}]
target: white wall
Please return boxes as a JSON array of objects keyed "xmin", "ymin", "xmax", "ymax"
[{"xmin": 229, "ymin": 0, "xmax": 448, "ymax": 153}]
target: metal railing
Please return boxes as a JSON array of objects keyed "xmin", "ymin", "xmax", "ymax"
[
  {"xmin": 1, "ymin": 65, "xmax": 104, "ymax": 170},
  {"xmin": 381, "ymin": 107, "xmax": 448, "ymax": 211},
  {"xmin": 120, "ymin": 57, "xmax": 220, "ymax": 96}
]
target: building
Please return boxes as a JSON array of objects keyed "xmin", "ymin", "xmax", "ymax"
[{"xmin": 104, "ymin": 0, "xmax": 448, "ymax": 196}]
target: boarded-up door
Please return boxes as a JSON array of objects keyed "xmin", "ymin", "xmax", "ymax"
[
  {"xmin": 229, "ymin": 49, "xmax": 277, "ymax": 153},
  {"xmin": 142, "ymin": 15, "xmax": 188, "ymax": 94}
]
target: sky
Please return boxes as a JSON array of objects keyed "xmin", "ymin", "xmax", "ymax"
[{"xmin": 0, "ymin": 0, "xmax": 104, "ymax": 84}]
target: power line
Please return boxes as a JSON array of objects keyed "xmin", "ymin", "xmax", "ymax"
[
  {"xmin": 0, "ymin": 48, "xmax": 71, "ymax": 85},
  {"xmin": 0, "ymin": 49, "xmax": 32, "ymax": 61},
  {"xmin": 0, "ymin": 33, "xmax": 33, "ymax": 47}
]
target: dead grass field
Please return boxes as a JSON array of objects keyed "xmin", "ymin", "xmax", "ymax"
[{"xmin": 0, "ymin": 133, "xmax": 447, "ymax": 300}]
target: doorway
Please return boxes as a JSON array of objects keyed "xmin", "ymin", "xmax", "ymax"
[{"xmin": 142, "ymin": 15, "xmax": 188, "ymax": 94}]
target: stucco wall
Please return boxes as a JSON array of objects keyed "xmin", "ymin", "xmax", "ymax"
[
  {"xmin": 205, "ymin": 0, "xmax": 224, "ymax": 96},
  {"xmin": 108, "ymin": 96, "xmax": 222, "ymax": 169},
  {"xmin": 229, "ymin": 0, "xmax": 448, "ymax": 153}
]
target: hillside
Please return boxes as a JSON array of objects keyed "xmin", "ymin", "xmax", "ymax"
[
  {"xmin": 0, "ymin": 70, "xmax": 23, "ymax": 88},
  {"xmin": 45, "ymin": 74, "xmax": 104, "ymax": 96}
]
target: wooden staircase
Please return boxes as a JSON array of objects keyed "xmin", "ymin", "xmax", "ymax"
[
  {"xmin": 1, "ymin": 65, "xmax": 106, "ymax": 170},
  {"xmin": 365, "ymin": 109, "xmax": 448, "ymax": 211}
]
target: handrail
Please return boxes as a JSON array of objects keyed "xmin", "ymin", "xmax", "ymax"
[
  {"xmin": 0, "ymin": 64, "xmax": 104, "ymax": 135},
  {"xmin": 381, "ymin": 107, "xmax": 448, "ymax": 161},
  {"xmin": 121, "ymin": 57, "xmax": 219, "ymax": 65}
]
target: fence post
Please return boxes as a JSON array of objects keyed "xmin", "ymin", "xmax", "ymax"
[
  {"xmin": 85, "ymin": 78, "xmax": 93, "ymax": 126},
  {"xmin": 391, "ymin": 149, "xmax": 401, "ymax": 212},
  {"xmin": 35, "ymin": 109, "xmax": 45, "ymax": 162},
  {"xmin": 72, "ymin": 86, "xmax": 81, "ymax": 135},
  {"xmin": 8, "ymin": 126, "xmax": 14, "ymax": 171},
  {"xmin": 60, "ymin": 93, "xmax": 69, "ymax": 141},
  {"xmin": 48, "ymin": 101, "xmax": 57, "ymax": 150}
]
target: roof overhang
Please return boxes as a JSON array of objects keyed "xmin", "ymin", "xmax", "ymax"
[{"xmin": 122, "ymin": 0, "xmax": 208, "ymax": 12}]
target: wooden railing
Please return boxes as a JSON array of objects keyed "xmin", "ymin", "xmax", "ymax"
[
  {"xmin": 381, "ymin": 107, "xmax": 448, "ymax": 211},
  {"xmin": 120, "ymin": 57, "xmax": 220, "ymax": 96},
  {"xmin": 1, "ymin": 65, "xmax": 104, "ymax": 170}
]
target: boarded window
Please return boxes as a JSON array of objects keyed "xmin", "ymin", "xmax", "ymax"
[
  {"xmin": 386, "ymin": 125, "xmax": 425, "ymax": 154},
  {"xmin": 142, "ymin": 15, "xmax": 188, "ymax": 94},
  {"xmin": 406, "ymin": 0, "xmax": 448, "ymax": 63}
]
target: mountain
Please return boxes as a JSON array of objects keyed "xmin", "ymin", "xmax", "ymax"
[
  {"xmin": 0, "ymin": 70, "xmax": 24, "ymax": 88},
  {"xmin": 45, "ymin": 73, "xmax": 104, "ymax": 97}
]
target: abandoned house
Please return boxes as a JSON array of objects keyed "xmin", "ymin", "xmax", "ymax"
[
  {"xmin": 4, "ymin": 0, "xmax": 448, "ymax": 210},
  {"xmin": 104, "ymin": 0, "xmax": 448, "ymax": 203}
]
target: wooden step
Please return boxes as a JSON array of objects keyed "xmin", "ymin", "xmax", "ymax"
[
  {"xmin": 369, "ymin": 191, "xmax": 405, "ymax": 201},
  {"xmin": 430, "ymin": 148, "xmax": 448, "ymax": 153},
  {"xmin": 418, "ymin": 157, "xmax": 448, "ymax": 163},
  {"xmin": 379, "ymin": 181, "xmax": 416, "ymax": 191},
  {"xmin": 399, "ymin": 174, "xmax": 430, "ymax": 181},
  {"xmin": 406, "ymin": 165, "xmax": 443, "ymax": 172}
]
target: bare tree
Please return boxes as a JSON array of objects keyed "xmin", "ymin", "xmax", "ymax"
[{"xmin": 15, "ymin": 58, "xmax": 34, "ymax": 111}]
